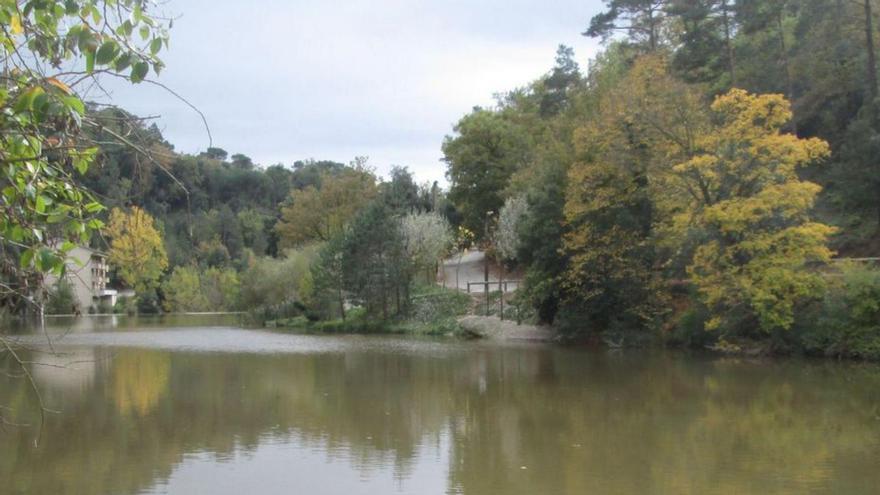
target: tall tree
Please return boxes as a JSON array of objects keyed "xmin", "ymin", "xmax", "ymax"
[
  {"xmin": 341, "ymin": 202, "xmax": 410, "ymax": 319},
  {"xmin": 562, "ymin": 55, "xmax": 706, "ymax": 336},
  {"xmin": 105, "ymin": 207, "xmax": 169, "ymax": 293},
  {"xmin": 443, "ymin": 109, "xmax": 529, "ymax": 239},
  {"xmin": 584, "ymin": 0, "xmax": 668, "ymax": 51},
  {"xmin": 276, "ymin": 163, "xmax": 377, "ymax": 247},
  {"xmin": 540, "ymin": 45, "xmax": 582, "ymax": 117},
  {"xmin": 667, "ymin": 0, "xmax": 736, "ymax": 88},
  {"xmin": 675, "ymin": 90, "xmax": 833, "ymax": 333}
]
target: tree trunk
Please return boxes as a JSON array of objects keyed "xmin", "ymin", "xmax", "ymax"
[
  {"xmin": 865, "ymin": 0, "xmax": 879, "ymax": 103},
  {"xmin": 777, "ymin": 11, "xmax": 798, "ymax": 135},
  {"xmin": 721, "ymin": 0, "xmax": 736, "ymax": 86},
  {"xmin": 338, "ymin": 286, "xmax": 346, "ymax": 321},
  {"xmin": 860, "ymin": 0, "xmax": 880, "ymax": 226}
]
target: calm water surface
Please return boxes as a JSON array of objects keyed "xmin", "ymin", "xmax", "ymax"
[{"xmin": 2, "ymin": 315, "xmax": 880, "ymax": 494}]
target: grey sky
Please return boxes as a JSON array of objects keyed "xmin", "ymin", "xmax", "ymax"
[{"xmin": 94, "ymin": 0, "xmax": 604, "ymax": 184}]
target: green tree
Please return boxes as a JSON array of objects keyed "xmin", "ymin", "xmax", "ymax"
[
  {"xmin": 310, "ymin": 237, "xmax": 347, "ymax": 320},
  {"xmin": 383, "ymin": 166, "xmax": 425, "ymax": 214},
  {"xmin": 539, "ymin": 45, "xmax": 582, "ymax": 117},
  {"xmin": 201, "ymin": 267, "xmax": 240, "ymax": 311},
  {"xmin": 240, "ymin": 247, "xmax": 317, "ymax": 315},
  {"xmin": 518, "ymin": 164, "xmax": 569, "ymax": 324},
  {"xmin": 162, "ymin": 266, "xmax": 208, "ymax": 312},
  {"xmin": 667, "ymin": 0, "xmax": 736, "ymax": 88},
  {"xmin": 584, "ymin": 0, "xmax": 668, "ymax": 51},
  {"xmin": 341, "ymin": 202, "xmax": 410, "ymax": 319},
  {"xmin": 45, "ymin": 279, "xmax": 77, "ymax": 315},
  {"xmin": 443, "ymin": 109, "xmax": 529, "ymax": 239}
]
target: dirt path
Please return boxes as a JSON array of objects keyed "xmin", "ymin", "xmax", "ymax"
[{"xmin": 438, "ymin": 250, "xmax": 519, "ymax": 292}]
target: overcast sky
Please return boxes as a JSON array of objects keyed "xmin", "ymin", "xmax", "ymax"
[{"xmin": 91, "ymin": 0, "xmax": 604, "ymax": 184}]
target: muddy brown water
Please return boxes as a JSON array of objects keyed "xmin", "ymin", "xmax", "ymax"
[{"xmin": 2, "ymin": 315, "xmax": 880, "ymax": 494}]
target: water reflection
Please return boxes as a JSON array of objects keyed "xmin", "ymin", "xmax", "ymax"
[
  {"xmin": 2, "ymin": 331, "xmax": 880, "ymax": 494},
  {"xmin": 10, "ymin": 312, "xmax": 245, "ymax": 335}
]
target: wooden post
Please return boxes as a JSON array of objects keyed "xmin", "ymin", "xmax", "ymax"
[
  {"xmin": 484, "ymin": 252, "xmax": 489, "ymax": 316},
  {"xmin": 499, "ymin": 264, "xmax": 504, "ymax": 320}
]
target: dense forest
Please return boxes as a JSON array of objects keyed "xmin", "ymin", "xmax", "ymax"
[
  {"xmin": 440, "ymin": 0, "xmax": 880, "ymax": 357},
  {"xmin": 57, "ymin": 108, "xmax": 453, "ymax": 322},
  {"xmin": 6, "ymin": 0, "xmax": 880, "ymax": 360}
]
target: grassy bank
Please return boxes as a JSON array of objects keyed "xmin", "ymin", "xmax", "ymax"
[{"xmin": 268, "ymin": 284, "xmax": 472, "ymax": 336}]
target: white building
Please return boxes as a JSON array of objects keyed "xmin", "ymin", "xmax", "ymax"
[{"xmin": 46, "ymin": 246, "xmax": 117, "ymax": 313}]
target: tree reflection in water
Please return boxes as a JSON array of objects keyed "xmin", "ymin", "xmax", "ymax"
[{"xmin": 2, "ymin": 338, "xmax": 880, "ymax": 495}]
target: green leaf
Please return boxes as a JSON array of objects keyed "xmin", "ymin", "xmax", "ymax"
[
  {"xmin": 62, "ymin": 95, "xmax": 85, "ymax": 115},
  {"xmin": 120, "ymin": 20, "xmax": 133, "ymax": 37},
  {"xmin": 131, "ymin": 61, "xmax": 149, "ymax": 83},
  {"xmin": 89, "ymin": 4, "xmax": 101, "ymax": 24},
  {"xmin": 39, "ymin": 248, "xmax": 58, "ymax": 273},
  {"xmin": 14, "ymin": 86, "xmax": 45, "ymax": 113},
  {"xmin": 85, "ymin": 50, "xmax": 95, "ymax": 73},
  {"xmin": 95, "ymin": 40, "xmax": 118, "ymax": 65},
  {"xmin": 115, "ymin": 53, "xmax": 132, "ymax": 72},
  {"xmin": 10, "ymin": 225, "xmax": 24, "ymax": 242},
  {"xmin": 20, "ymin": 249, "xmax": 34, "ymax": 269},
  {"xmin": 77, "ymin": 29, "xmax": 97, "ymax": 53},
  {"xmin": 150, "ymin": 38, "xmax": 162, "ymax": 55},
  {"xmin": 140, "ymin": 25, "xmax": 150, "ymax": 41}
]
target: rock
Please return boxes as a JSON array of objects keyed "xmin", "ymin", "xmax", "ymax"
[{"xmin": 457, "ymin": 315, "xmax": 555, "ymax": 342}]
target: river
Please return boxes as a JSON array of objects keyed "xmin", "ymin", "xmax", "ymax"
[{"xmin": 2, "ymin": 315, "xmax": 880, "ymax": 494}]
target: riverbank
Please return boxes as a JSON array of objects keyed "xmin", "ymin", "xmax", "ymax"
[{"xmin": 267, "ymin": 284, "xmax": 474, "ymax": 337}]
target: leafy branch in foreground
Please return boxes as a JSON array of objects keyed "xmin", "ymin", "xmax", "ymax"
[{"xmin": 0, "ymin": 0, "xmax": 172, "ymax": 443}]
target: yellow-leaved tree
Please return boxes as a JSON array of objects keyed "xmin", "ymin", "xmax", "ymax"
[
  {"xmin": 675, "ymin": 89, "xmax": 835, "ymax": 333},
  {"xmin": 105, "ymin": 207, "xmax": 169, "ymax": 293}
]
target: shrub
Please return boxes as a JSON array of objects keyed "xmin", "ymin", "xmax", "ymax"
[
  {"xmin": 137, "ymin": 289, "xmax": 161, "ymax": 314},
  {"xmin": 96, "ymin": 299, "xmax": 113, "ymax": 314},
  {"xmin": 114, "ymin": 296, "xmax": 136, "ymax": 316},
  {"xmin": 45, "ymin": 279, "xmax": 77, "ymax": 315},
  {"xmin": 797, "ymin": 263, "xmax": 880, "ymax": 360},
  {"xmin": 162, "ymin": 265, "xmax": 240, "ymax": 312},
  {"xmin": 241, "ymin": 247, "xmax": 317, "ymax": 320}
]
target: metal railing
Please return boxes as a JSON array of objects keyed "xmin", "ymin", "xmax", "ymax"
[{"xmin": 466, "ymin": 280, "xmax": 521, "ymax": 293}]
